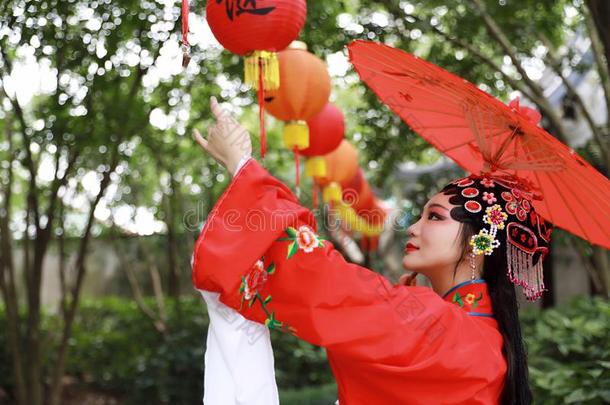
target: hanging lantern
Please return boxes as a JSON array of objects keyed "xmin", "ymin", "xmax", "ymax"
[
  {"xmin": 316, "ymin": 140, "xmax": 359, "ymax": 187},
  {"xmin": 303, "ymin": 102, "xmax": 345, "ymax": 208},
  {"xmin": 202, "ymin": 0, "xmax": 307, "ymax": 158},
  {"xmin": 264, "ymin": 41, "xmax": 331, "ymax": 194},
  {"xmin": 303, "ymin": 103, "xmax": 345, "ymax": 157}
]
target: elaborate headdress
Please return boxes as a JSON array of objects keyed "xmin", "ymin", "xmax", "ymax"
[{"xmin": 442, "ymin": 173, "xmax": 553, "ymax": 301}]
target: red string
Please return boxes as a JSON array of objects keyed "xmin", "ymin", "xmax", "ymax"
[
  {"xmin": 360, "ymin": 236, "xmax": 367, "ymax": 252},
  {"xmin": 258, "ymin": 59, "xmax": 266, "ymax": 159},
  {"xmin": 181, "ymin": 0, "xmax": 189, "ymax": 46},
  {"xmin": 312, "ymin": 182, "xmax": 318, "ymax": 209},
  {"xmin": 371, "ymin": 236, "xmax": 378, "ymax": 251}
]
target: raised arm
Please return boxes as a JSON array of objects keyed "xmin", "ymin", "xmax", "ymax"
[{"xmin": 192, "ymin": 97, "xmax": 465, "ymax": 363}]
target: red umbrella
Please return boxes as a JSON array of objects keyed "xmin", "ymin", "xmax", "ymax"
[{"xmin": 347, "ymin": 40, "xmax": 610, "ymax": 249}]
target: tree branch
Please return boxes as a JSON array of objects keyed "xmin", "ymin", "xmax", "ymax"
[
  {"xmin": 0, "ymin": 45, "xmax": 41, "ymax": 228},
  {"xmin": 583, "ymin": 2, "xmax": 610, "ymax": 132},
  {"xmin": 406, "ymin": 13, "xmax": 539, "ymax": 103},
  {"xmin": 539, "ymin": 34, "xmax": 610, "ymax": 170},
  {"xmin": 469, "ymin": 0, "xmax": 569, "ymax": 144}
]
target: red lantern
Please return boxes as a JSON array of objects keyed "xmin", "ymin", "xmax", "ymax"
[
  {"xmin": 201, "ymin": 0, "xmax": 307, "ymax": 158},
  {"xmin": 352, "ymin": 182, "xmax": 374, "ymax": 212},
  {"xmin": 302, "ymin": 103, "xmax": 345, "ymax": 157}
]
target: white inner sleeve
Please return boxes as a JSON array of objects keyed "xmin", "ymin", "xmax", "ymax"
[{"xmin": 200, "ymin": 290, "xmax": 279, "ymax": 405}]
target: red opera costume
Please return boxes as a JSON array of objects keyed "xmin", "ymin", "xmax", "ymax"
[{"xmin": 192, "ymin": 158, "xmax": 507, "ymax": 404}]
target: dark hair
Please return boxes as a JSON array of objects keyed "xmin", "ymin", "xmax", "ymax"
[{"xmin": 442, "ymin": 184, "xmax": 533, "ymax": 405}]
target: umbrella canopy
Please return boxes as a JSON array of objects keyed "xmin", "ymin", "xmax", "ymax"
[{"xmin": 347, "ymin": 40, "xmax": 610, "ymax": 249}]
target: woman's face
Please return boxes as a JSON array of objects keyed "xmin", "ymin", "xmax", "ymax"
[{"xmin": 402, "ymin": 192, "xmax": 465, "ymax": 276}]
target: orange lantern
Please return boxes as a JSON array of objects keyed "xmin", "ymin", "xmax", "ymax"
[
  {"xmin": 201, "ymin": 0, "xmax": 307, "ymax": 158},
  {"xmin": 264, "ymin": 41, "xmax": 331, "ymax": 193},
  {"xmin": 317, "ymin": 140, "xmax": 359, "ymax": 187}
]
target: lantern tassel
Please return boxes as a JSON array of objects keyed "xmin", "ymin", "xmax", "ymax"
[
  {"xmin": 312, "ymin": 181, "xmax": 318, "ymax": 210},
  {"xmin": 245, "ymin": 51, "xmax": 280, "ymax": 90},
  {"xmin": 181, "ymin": 0, "xmax": 190, "ymax": 67},
  {"xmin": 245, "ymin": 51, "xmax": 280, "ymax": 159}
]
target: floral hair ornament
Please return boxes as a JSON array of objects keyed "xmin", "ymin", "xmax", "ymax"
[{"xmin": 443, "ymin": 173, "xmax": 553, "ymax": 301}]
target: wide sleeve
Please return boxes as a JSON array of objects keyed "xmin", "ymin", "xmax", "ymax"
[
  {"xmin": 199, "ymin": 290, "xmax": 279, "ymax": 405},
  {"xmin": 192, "ymin": 158, "xmax": 465, "ymax": 363}
]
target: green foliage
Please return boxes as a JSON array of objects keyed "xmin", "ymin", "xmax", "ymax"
[
  {"xmin": 279, "ymin": 383, "xmax": 338, "ymax": 405},
  {"xmin": 0, "ymin": 296, "xmax": 333, "ymax": 403},
  {"xmin": 521, "ymin": 296, "xmax": 610, "ymax": 404},
  {"xmin": 2, "ymin": 296, "xmax": 609, "ymax": 403}
]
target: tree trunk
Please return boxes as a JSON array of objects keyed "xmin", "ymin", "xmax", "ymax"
[
  {"xmin": 591, "ymin": 246, "xmax": 610, "ymax": 298},
  {"xmin": 47, "ymin": 160, "xmax": 116, "ymax": 405},
  {"xmin": 587, "ymin": 0, "xmax": 610, "ymax": 64}
]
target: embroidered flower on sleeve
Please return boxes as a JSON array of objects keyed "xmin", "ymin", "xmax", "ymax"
[
  {"xmin": 277, "ymin": 225, "xmax": 325, "ymax": 259},
  {"xmin": 242, "ymin": 260, "xmax": 269, "ymax": 300},
  {"xmin": 239, "ymin": 259, "xmax": 297, "ymax": 335}
]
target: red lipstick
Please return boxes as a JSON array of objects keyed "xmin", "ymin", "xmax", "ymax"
[{"xmin": 404, "ymin": 242, "xmax": 419, "ymax": 253}]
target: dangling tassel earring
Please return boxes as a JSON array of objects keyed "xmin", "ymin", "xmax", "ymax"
[{"xmin": 469, "ymin": 252, "xmax": 477, "ymax": 280}]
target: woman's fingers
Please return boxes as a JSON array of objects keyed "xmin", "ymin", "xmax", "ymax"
[
  {"xmin": 192, "ymin": 128, "xmax": 209, "ymax": 150},
  {"xmin": 397, "ymin": 272, "xmax": 417, "ymax": 286},
  {"xmin": 210, "ymin": 96, "xmax": 227, "ymax": 122}
]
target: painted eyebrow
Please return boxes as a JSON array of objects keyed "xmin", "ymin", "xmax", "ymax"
[{"xmin": 425, "ymin": 203, "xmax": 449, "ymax": 212}]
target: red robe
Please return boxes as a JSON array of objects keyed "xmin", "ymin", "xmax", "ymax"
[{"xmin": 192, "ymin": 158, "xmax": 507, "ymax": 404}]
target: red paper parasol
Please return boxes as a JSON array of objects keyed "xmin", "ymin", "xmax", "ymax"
[{"xmin": 347, "ymin": 40, "xmax": 610, "ymax": 249}]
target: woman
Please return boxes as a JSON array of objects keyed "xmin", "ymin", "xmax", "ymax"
[{"xmin": 192, "ymin": 96, "xmax": 551, "ymax": 404}]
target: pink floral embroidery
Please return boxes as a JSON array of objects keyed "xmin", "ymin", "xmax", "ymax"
[
  {"xmin": 480, "ymin": 178, "xmax": 495, "ymax": 188},
  {"xmin": 296, "ymin": 226, "xmax": 319, "ymax": 253},
  {"xmin": 243, "ymin": 260, "xmax": 268, "ymax": 300},
  {"xmin": 279, "ymin": 226, "xmax": 325, "ymax": 259},
  {"xmin": 239, "ymin": 259, "xmax": 297, "ymax": 334},
  {"xmin": 482, "ymin": 191, "xmax": 497, "ymax": 204}
]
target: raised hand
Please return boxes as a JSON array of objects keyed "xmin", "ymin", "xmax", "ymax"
[{"xmin": 192, "ymin": 96, "xmax": 253, "ymax": 176}]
